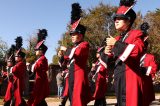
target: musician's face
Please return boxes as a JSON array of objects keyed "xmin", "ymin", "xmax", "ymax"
[
  {"xmin": 7, "ymin": 61, "xmax": 13, "ymax": 67},
  {"xmin": 114, "ymin": 17, "xmax": 130, "ymax": 31},
  {"xmin": 35, "ymin": 50, "xmax": 43, "ymax": 56},
  {"xmin": 96, "ymin": 53, "xmax": 100, "ymax": 58},
  {"xmin": 15, "ymin": 56, "xmax": 22, "ymax": 62},
  {"xmin": 71, "ymin": 33, "xmax": 82, "ymax": 43}
]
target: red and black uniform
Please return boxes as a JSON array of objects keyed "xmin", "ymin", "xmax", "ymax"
[
  {"xmin": 62, "ymin": 69, "xmax": 69, "ymax": 98},
  {"xmin": 4, "ymin": 61, "xmax": 26, "ymax": 106},
  {"xmin": 108, "ymin": 30, "xmax": 144, "ymax": 106},
  {"xmin": 59, "ymin": 48, "xmax": 71, "ymax": 98},
  {"xmin": 59, "ymin": 69, "xmax": 69, "ymax": 106},
  {"xmin": 140, "ymin": 53, "xmax": 157, "ymax": 105},
  {"xmin": 59, "ymin": 49, "xmax": 71, "ymax": 106},
  {"xmin": 92, "ymin": 54, "xmax": 108, "ymax": 106},
  {"xmin": 27, "ymin": 55, "xmax": 49, "ymax": 106},
  {"xmin": 64, "ymin": 41, "xmax": 92, "ymax": 106},
  {"xmin": 88, "ymin": 61, "xmax": 99, "ymax": 95}
]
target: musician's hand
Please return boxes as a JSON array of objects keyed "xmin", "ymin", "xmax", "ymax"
[
  {"xmin": 58, "ymin": 50, "xmax": 64, "ymax": 57},
  {"xmin": 1, "ymin": 71, "xmax": 7, "ymax": 77},
  {"xmin": 106, "ymin": 35, "xmax": 116, "ymax": 46},
  {"xmin": 104, "ymin": 45, "xmax": 112, "ymax": 55},
  {"xmin": 60, "ymin": 46, "xmax": 67, "ymax": 51},
  {"xmin": 8, "ymin": 73, "xmax": 13, "ymax": 81}
]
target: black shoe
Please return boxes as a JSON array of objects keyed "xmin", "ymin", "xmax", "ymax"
[{"xmin": 37, "ymin": 100, "xmax": 48, "ymax": 106}]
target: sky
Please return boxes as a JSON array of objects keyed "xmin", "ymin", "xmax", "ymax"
[{"xmin": 0, "ymin": 0, "xmax": 160, "ymax": 64}]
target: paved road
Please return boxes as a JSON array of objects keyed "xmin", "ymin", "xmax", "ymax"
[
  {"xmin": 0, "ymin": 95, "xmax": 159, "ymax": 106},
  {"xmin": 46, "ymin": 95, "xmax": 160, "ymax": 106},
  {"xmin": 47, "ymin": 98, "xmax": 117, "ymax": 106}
]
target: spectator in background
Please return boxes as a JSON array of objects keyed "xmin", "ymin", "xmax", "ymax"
[
  {"xmin": 56, "ymin": 70, "xmax": 64, "ymax": 99},
  {"xmin": 59, "ymin": 69, "xmax": 69, "ymax": 106}
]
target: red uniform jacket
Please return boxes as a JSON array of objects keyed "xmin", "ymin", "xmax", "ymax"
[
  {"xmin": 141, "ymin": 53, "xmax": 157, "ymax": 105},
  {"xmin": 4, "ymin": 61, "xmax": 26, "ymax": 106},
  {"xmin": 62, "ymin": 74, "xmax": 69, "ymax": 97},
  {"xmin": 27, "ymin": 55, "xmax": 49, "ymax": 106},
  {"xmin": 64, "ymin": 41, "xmax": 92, "ymax": 106},
  {"xmin": 93, "ymin": 60, "xmax": 107, "ymax": 99},
  {"xmin": 111, "ymin": 30, "xmax": 144, "ymax": 106}
]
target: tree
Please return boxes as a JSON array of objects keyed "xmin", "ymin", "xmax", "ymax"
[
  {"xmin": 80, "ymin": 3, "xmax": 117, "ymax": 65},
  {"xmin": 144, "ymin": 8, "xmax": 160, "ymax": 69},
  {"xmin": 53, "ymin": 3, "xmax": 160, "ymax": 69},
  {"xmin": 52, "ymin": 3, "xmax": 117, "ymax": 66},
  {"xmin": 52, "ymin": 55, "xmax": 59, "ymax": 64},
  {"xmin": 25, "ymin": 34, "xmax": 37, "ymax": 64},
  {"xmin": 52, "ymin": 32, "xmax": 72, "ymax": 64},
  {"xmin": 0, "ymin": 38, "xmax": 8, "ymax": 68}
]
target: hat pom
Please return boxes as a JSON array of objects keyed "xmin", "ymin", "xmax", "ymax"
[
  {"xmin": 120, "ymin": 0, "xmax": 136, "ymax": 7},
  {"xmin": 6, "ymin": 44, "xmax": 16, "ymax": 61},
  {"xmin": 37, "ymin": 29, "xmax": 48, "ymax": 43},
  {"xmin": 140, "ymin": 22, "xmax": 150, "ymax": 32},
  {"xmin": 71, "ymin": 3, "xmax": 82, "ymax": 24},
  {"xmin": 15, "ymin": 36, "xmax": 23, "ymax": 50},
  {"xmin": 35, "ymin": 29, "xmax": 48, "ymax": 53}
]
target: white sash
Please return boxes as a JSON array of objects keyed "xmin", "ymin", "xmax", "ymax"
[
  {"xmin": 140, "ymin": 54, "xmax": 146, "ymax": 67},
  {"xmin": 146, "ymin": 66, "xmax": 152, "ymax": 76},
  {"xmin": 119, "ymin": 44, "xmax": 135, "ymax": 62},
  {"xmin": 99, "ymin": 58, "xmax": 107, "ymax": 69},
  {"xmin": 69, "ymin": 44, "xmax": 80, "ymax": 59},
  {"xmin": 31, "ymin": 57, "xmax": 42, "ymax": 72}
]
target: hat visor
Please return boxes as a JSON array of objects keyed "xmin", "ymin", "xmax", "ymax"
[
  {"xmin": 70, "ymin": 30, "xmax": 77, "ymax": 35},
  {"xmin": 7, "ymin": 60, "xmax": 12, "ymax": 62},
  {"xmin": 34, "ymin": 48, "xmax": 42, "ymax": 51},
  {"xmin": 34, "ymin": 48, "xmax": 39, "ymax": 51},
  {"xmin": 113, "ymin": 14, "xmax": 129, "ymax": 21},
  {"xmin": 15, "ymin": 55, "xmax": 20, "ymax": 57}
]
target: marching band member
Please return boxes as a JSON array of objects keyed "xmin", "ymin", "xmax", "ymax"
[
  {"xmin": 4, "ymin": 37, "xmax": 26, "ymax": 106},
  {"xmin": 105, "ymin": 0, "xmax": 145, "ymax": 105},
  {"xmin": 92, "ymin": 47, "xmax": 108, "ymax": 106},
  {"xmin": 27, "ymin": 29, "xmax": 49, "ymax": 106},
  {"xmin": 59, "ymin": 3, "xmax": 92, "ymax": 106},
  {"xmin": 140, "ymin": 41, "xmax": 158, "ymax": 106},
  {"xmin": 140, "ymin": 22, "xmax": 158, "ymax": 106}
]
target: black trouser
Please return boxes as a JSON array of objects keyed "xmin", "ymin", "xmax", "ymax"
[
  {"xmin": 114, "ymin": 71, "xmax": 126, "ymax": 106},
  {"xmin": 59, "ymin": 96, "xmax": 68, "ymax": 106},
  {"xmin": 94, "ymin": 97, "xmax": 106, "ymax": 106},
  {"xmin": 3, "ymin": 100, "xmax": 11, "ymax": 106},
  {"xmin": 68, "ymin": 65, "xmax": 74, "ymax": 106},
  {"xmin": 36, "ymin": 100, "xmax": 48, "ymax": 106},
  {"xmin": 4, "ymin": 98, "xmax": 26, "ymax": 106}
]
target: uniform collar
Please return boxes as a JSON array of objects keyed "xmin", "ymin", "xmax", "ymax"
[{"xmin": 74, "ymin": 41, "xmax": 82, "ymax": 46}]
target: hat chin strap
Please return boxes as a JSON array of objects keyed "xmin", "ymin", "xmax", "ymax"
[
  {"xmin": 120, "ymin": 27, "xmax": 130, "ymax": 36},
  {"xmin": 74, "ymin": 40, "xmax": 82, "ymax": 46}
]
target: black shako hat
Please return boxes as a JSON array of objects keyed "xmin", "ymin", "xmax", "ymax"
[
  {"xmin": 113, "ymin": 0, "xmax": 137, "ymax": 26},
  {"xmin": 70, "ymin": 3, "xmax": 86, "ymax": 36},
  {"xmin": 34, "ymin": 29, "xmax": 48, "ymax": 53},
  {"xmin": 15, "ymin": 36, "xmax": 25, "ymax": 58}
]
